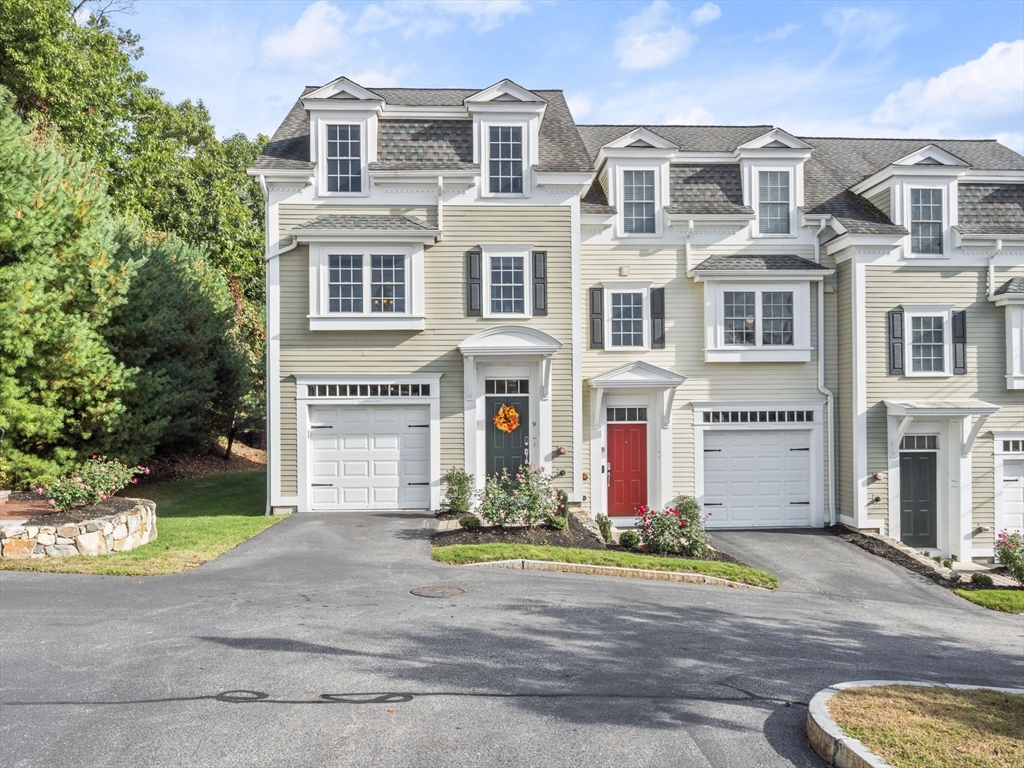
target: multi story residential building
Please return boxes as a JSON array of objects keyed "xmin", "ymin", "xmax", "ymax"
[{"xmin": 250, "ymin": 77, "xmax": 1023, "ymax": 563}]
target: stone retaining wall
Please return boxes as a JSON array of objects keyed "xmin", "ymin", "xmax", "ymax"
[{"xmin": 0, "ymin": 500, "xmax": 157, "ymax": 559}]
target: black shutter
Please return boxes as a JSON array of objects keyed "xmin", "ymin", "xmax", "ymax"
[
  {"xmin": 952, "ymin": 310, "xmax": 967, "ymax": 375},
  {"xmin": 887, "ymin": 308, "xmax": 904, "ymax": 375},
  {"xmin": 532, "ymin": 251, "xmax": 547, "ymax": 316},
  {"xmin": 650, "ymin": 287, "xmax": 665, "ymax": 349},
  {"xmin": 590, "ymin": 287, "xmax": 604, "ymax": 349},
  {"xmin": 466, "ymin": 251, "xmax": 482, "ymax": 316}
]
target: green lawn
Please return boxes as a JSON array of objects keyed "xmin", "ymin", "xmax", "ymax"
[
  {"xmin": 955, "ymin": 589, "xmax": 1024, "ymax": 614},
  {"xmin": 432, "ymin": 543, "xmax": 778, "ymax": 589},
  {"xmin": 0, "ymin": 470, "xmax": 279, "ymax": 576}
]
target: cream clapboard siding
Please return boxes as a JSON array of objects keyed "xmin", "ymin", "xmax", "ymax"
[
  {"xmin": 835, "ymin": 260, "xmax": 854, "ymax": 520},
  {"xmin": 863, "ymin": 265, "xmax": 1024, "ymax": 543},
  {"xmin": 278, "ymin": 205, "xmax": 437, "ymax": 239},
  {"xmin": 580, "ymin": 243, "xmax": 829, "ymax": 508},
  {"xmin": 277, "ymin": 205, "xmax": 574, "ymax": 497}
]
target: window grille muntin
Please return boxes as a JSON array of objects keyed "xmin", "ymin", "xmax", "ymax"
[
  {"xmin": 370, "ymin": 255, "xmax": 406, "ymax": 313},
  {"xmin": 758, "ymin": 171, "xmax": 790, "ymax": 234},
  {"xmin": 328, "ymin": 255, "xmax": 363, "ymax": 313},
  {"xmin": 306, "ymin": 383, "xmax": 430, "ymax": 398},
  {"xmin": 701, "ymin": 410, "xmax": 814, "ymax": 424},
  {"xmin": 901, "ymin": 435, "xmax": 938, "ymax": 451},
  {"xmin": 485, "ymin": 379, "xmax": 530, "ymax": 395},
  {"xmin": 911, "ymin": 315, "xmax": 944, "ymax": 372},
  {"xmin": 490, "ymin": 255, "xmax": 525, "ymax": 314},
  {"xmin": 489, "ymin": 126, "xmax": 523, "ymax": 194},
  {"xmin": 326, "ymin": 124, "xmax": 362, "ymax": 193},
  {"xmin": 761, "ymin": 291, "xmax": 794, "ymax": 346},
  {"xmin": 910, "ymin": 189, "xmax": 942, "ymax": 254},
  {"xmin": 607, "ymin": 407, "xmax": 647, "ymax": 422},
  {"xmin": 610, "ymin": 292, "xmax": 644, "ymax": 347},
  {"xmin": 1003, "ymin": 440, "xmax": 1024, "ymax": 453},
  {"xmin": 623, "ymin": 170, "xmax": 655, "ymax": 234},
  {"xmin": 724, "ymin": 291, "xmax": 756, "ymax": 346}
]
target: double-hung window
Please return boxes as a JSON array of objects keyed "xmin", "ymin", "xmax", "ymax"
[
  {"xmin": 325, "ymin": 125, "xmax": 362, "ymax": 193},
  {"xmin": 610, "ymin": 292, "xmax": 645, "ymax": 347},
  {"xmin": 325, "ymin": 253, "xmax": 407, "ymax": 315},
  {"xmin": 489, "ymin": 126, "xmax": 523, "ymax": 194},
  {"xmin": 723, "ymin": 290, "xmax": 794, "ymax": 347},
  {"xmin": 910, "ymin": 189, "xmax": 942, "ymax": 254},
  {"xmin": 623, "ymin": 170, "xmax": 656, "ymax": 234},
  {"xmin": 490, "ymin": 254, "xmax": 526, "ymax": 314},
  {"xmin": 910, "ymin": 314, "xmax": 945, "ymax": 373},
  {"xmin": 758, "ymin": 171, "xmax": 790, "ymax": 234}
]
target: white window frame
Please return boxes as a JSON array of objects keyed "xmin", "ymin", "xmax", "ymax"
[
  {"xmin": 704, "ymin": 281, "xmax": 811, "ymax": 362},
  {"xmin": 753, "ymin": 167, "xmax": 796, "ymax": 239},
  {"xmin": 892, "ymin": 176, "xmax": 957, "ymax": 260},
  {"xmin": 1002, "ymin": 302, "xmax": 1024, "ymax": 390},
  {"xmin": 604, "ymin": 281, "xmax": 652, "ymax": 351},
  {"xmin": 902, "ymin": 304, "xmax": 953, "ymax": 378},
  {"xmin": 994, "ymin": 431, "xmax": 1024, "ymax": 538},
  {"xmin": 621, "ymin": 170, "xmax": 657, "ymax": 235},
  {"xmin": 481, "ymin": 121, "xmax": 530, "ymax": 198},
  {"xmin": 615, "ymin": 164, "xmax": 664, "ymax": 238},
  {"xmin": 314, "ymin": 115, "xmax": 371, "ymax": 199},
  {"xmin": 308, "ymin": 243, "xmax": 424, "ymax": 330},
  {"xmin": 482, "ymin": 244, "xmax": 533, "ymax": 319},
  {"xmin": 908, "ymin": 187, "xmax": 944, "ymax": 255}
]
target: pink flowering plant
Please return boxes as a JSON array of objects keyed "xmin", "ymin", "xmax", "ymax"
[
  {"xmin": 635, "ymin": 496, "xmax": 711, "ymax": 557},
  {"xmin": 994, "ymin": 530, "xmax": 1024, "ymax": 586},
  {"xmin": 479, "ymin": 462, "xmax": 559, "ymax": 528},
  {"xmin": 35, "ymin": 456, "xmax": 149, "ymax": 513}
]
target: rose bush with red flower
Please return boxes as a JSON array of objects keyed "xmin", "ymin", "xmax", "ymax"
[
  {"xmin": 995, "ymin": 530, "xmax": 1024, "ymax": 586},
  {"xmin": 635, "ymin": 496, "xmax": 710, "ymax": 556}
]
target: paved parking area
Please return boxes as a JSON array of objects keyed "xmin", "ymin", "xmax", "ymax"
[{"xmin": 1, "ymin": 513, "xmax": 1020, "ymax": 767}]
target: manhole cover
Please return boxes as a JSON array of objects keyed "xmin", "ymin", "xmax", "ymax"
[{"xmin": 410, "ymin": 586, "xmax": 467, "ymax": 598}]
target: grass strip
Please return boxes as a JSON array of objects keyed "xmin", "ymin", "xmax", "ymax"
[
  {"xmin": 828, "ymin": 685, "xmax": 1024, "ymax": 768},
  {"xmin": 0, "ymin": 470, "xmax": 278, "ymax": 576},
  {"xmin": 955, "ymin": 589, "xmax": 1024, "ymax": 614},
  {"xmin": 431, "ymin": 543, "xmax": 778, "ymax": 589}
]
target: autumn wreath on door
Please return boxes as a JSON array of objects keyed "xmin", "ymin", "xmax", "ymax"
[{"xmin": 493, "ymin": 404, "xmax": 520, "ymax": 433}]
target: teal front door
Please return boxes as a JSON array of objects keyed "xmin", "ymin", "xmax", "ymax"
[{"xmin": 900, "ymin": 452, "xmax": 937, "ymax": 548}]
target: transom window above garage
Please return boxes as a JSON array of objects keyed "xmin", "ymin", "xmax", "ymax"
[
  {"xmin": 702, "ymin": 409, "xmax": 814, "ymax": 424},
  {"xmin": 306, "ymin": 383, "xmax": 431, "ymax": 397},
  {"xmin": 485, "ymin": 379, "xmax": 529, "ymax": 394}
]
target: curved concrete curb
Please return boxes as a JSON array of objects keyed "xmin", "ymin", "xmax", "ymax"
[
  {"xmin": 807, "ymin": 680, "xmax": 1024, "ymax": 767},
  {"xmin": 461, "ymin": 558, "xmax": 771, "ymax": 590}
]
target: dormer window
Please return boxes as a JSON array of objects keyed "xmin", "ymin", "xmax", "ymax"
[
  {"xmin": 758, "ymin": 171, "xmax": 790, "ymax": 234},
  {"xmin": 910, "ymin": 189, "xmax": 942, "ymax": 254},
  {"xmin": 326, "ymin": 125, "xmax": 362, "ymax": 193},
  {"xmin": 489, "ymin": 127, "xmax": 523, "ymax": 194},
  {"xmin": 623, "ymin": 171, "xmax": 656, "ymax": 234}
]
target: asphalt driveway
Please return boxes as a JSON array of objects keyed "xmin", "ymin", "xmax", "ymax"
[{"xmin": 1, "ymin": 512, "xmax": 1020, "ymax": 768}]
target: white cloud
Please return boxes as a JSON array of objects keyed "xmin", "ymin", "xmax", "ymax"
[
  {"xmin": 872, "ymin": 41, "xmax": 1024, "ymax": 131},
  {"xmin": 261, "ymin": 1, "xmax": 348, "ymax": 60},
  {"xmin": 566, "ymin": 93, "xmax": 593, "ymax": 120},
  {"xmin": 356, "ymin": 0, "xmax": 528, "ymax": 39},
  {"xmin": 615, "ymin": 1, "xmax": 696, "ymax": 71},
  {"xmin": 824, "ymin": 7, "xmax": 904, "ymax": 51},
  {"xmin": 994, "ymin": 131, "xmax": 1024, "ymax": 155},
  {"xmin": 689, "ymin": 2, "xmax": 721, "ymax": 26},
  {"xmin": 666, "ymin": 105, "xmax": 714, "ymax": 124},
  {"xmin": 755, "ymin": 23, "xmax": 799, "ymax": 43}
]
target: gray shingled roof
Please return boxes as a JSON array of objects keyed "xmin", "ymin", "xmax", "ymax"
[
  {"xmin": 292, "ymin": 214, "xmax": 432, "ymax": 232},
  {"xmin": 581, "ymin": 179, "xmax": 615, "ymax": 215},
  {"xmin": 667, "ymin": 164, "xmax": 753, "ymax": 216},
  {"xmin": 576, "ymin": 125, "xmax": 774, "ymax": 162},
  {"xmin": 254, "ymin": 86, "xmax": 592, "ymax": 174},
  {"xmin": 956, "ymin": 183, "xmax": 1024, "ymax": 235},
  {"xmin": 370, "ymin": 119, "xmax": 476, "ymax": 171},
  {"xmin": 692, "ymin": 254, "xmax": 830, "ymax": 271},
  {"xmin": 995, "ymin": 277, "xmax": 1024, "ymax": 295}
]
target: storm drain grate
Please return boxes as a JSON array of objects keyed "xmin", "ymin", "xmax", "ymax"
[{"xmin": 410, "ymin": 586, "xmax": 467, "ymax": 598}]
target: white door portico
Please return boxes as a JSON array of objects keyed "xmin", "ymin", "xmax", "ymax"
[
  {"xmin": 588, "ymin": 361, "xmax": 686, "ymax": 521},
  {"xmin": 459, "ymin": 326, "xmax": 563, "ymax": 490}
]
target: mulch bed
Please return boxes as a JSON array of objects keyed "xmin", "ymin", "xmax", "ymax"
[{"xmin": 23, "ymin": 497, "xmax": 141, "ymax": 527}]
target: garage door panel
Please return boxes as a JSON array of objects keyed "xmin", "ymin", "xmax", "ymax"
[
  {"xmin": 705, "ymin": 428, "xmax": 813, "ymax": 528},
  {"xmin": 310, "ymin": 404, "xmax": 430, "ymax": 510},
  {"xmin": 1004, "ymin": 459, "xmax": 1023, "ymax": 531}
]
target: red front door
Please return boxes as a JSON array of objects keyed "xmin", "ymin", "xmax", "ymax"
[{"xmin": 608, "ymin": 422, "xmax": 647, "ymax": 517}]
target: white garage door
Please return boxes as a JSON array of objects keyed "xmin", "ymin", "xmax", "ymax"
[
  {"xmin": 1003, "ymin": 459, "xmax": 1024, "ymax": 533},
  {"xmin": 703, "ymin": 430, "xmax": 812, "ymax": 528},
  {"xmin": 308, "ymin": 404, "xmax": 430, "ymax": 510}
]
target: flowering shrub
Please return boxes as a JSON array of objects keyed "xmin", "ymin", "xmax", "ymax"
[
  {"xmin": 995, "ymin": 530, "xmax": 1024, "ymax": 586},
  {"xmin": 442, "ymin": 467, "xmax": 473, "ymax": 513},
  {"xmin": 635, "ymin": 497, "xmax": 710, "ymax": 557},
  {"xmin": 35, "ymin": 457, "xmax": 148, "ymax": 513},
  {"xmin": 478, "ymin": 463, "xmax": 558, "ymax": 528}
]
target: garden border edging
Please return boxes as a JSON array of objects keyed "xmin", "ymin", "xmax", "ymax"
[
  {"xmin": 461, "ymin": 558, "xmax": 770, "ymax": 589},
  {"xmin": 806, "ymin": 680, "xmax": 1024, "ymax": 768},
  {"xmin": 0, "ymin": 499, "xmax": 157, "ymax": 558}
]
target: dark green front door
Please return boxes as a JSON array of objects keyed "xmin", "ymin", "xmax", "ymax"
[
  {"xmin": 900, "ymin": 452, "xmax": 937, "ymax": 548},
  {"xmin": 486, "ymin": 396, "xmax": 529, "ymax": 477}
]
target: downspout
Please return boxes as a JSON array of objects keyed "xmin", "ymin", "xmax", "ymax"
[
  {"xmin": 437, "ymin": 175, "xmax": 444, "ymax": 240},
  {"xmin": 814, "ymin": 218, "xmax": 837, "ymax": 526},
  {"xmin": 987, "ymin": 239, "xmax": 1003, "ymax": 299},
  {"xmin": 684, "ymin": 219, "xmax": 694, "ymax": 272}
]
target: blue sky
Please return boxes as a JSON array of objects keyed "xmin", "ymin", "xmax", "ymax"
[{"xmin": 122, "ymin": 0, "xmax": 1024, "ymax": 151}]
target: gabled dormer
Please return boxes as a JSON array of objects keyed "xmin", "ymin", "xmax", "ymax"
[
  {"xmin": 302, "ymin": 77, "xmax": 385, "ymax": 199},
  {"xmin": 465, "ymin": 79, "xmax": 546, "ymax": 198},
  {"xmin": 596, "ymin": 128, "xmax": 677, "ymax": 238},
  {"xmin": 850, "ymin": 145, "xmax": 968, "ymax": 258},
  {"xmin": 734, "ymin": 128, "xmax": 813, "ymax": 239}
]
